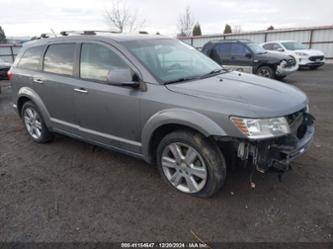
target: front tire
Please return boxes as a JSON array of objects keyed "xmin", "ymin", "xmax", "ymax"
[
  {"xmin": 22, "ymin": 101, "xmax": 53, "ymax": 143},
  {"xmin": 156, "ymin": 130, "xmax": 226, "ymax": 198},
  {"xmin": 256, "ymin": 66, "xmax": 275, "ymax": 79}
]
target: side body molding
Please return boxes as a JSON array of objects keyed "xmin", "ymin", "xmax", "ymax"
[
  {"xmin": 141, "ymin": 108, "xmax": 227, "ymax": 163},
  {"xmin": 17, "ymin": 87, "xmax": 52, "ymax": 128}
]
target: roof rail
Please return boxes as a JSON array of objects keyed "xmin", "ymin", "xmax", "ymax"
[
  {"xmin": 60, "ymin": 30, "xmax": 121, "ymax": 36},
  {"xmin": 40, "ymin": 33, "xmax": 56, "ymax": 39},
  {"xmin": 32, "ymin": 33, "xmax": 56, "ymax": 40},
  {"xmin": 212, "ymin": 38, "xmax": 252, "ymax": 43}
]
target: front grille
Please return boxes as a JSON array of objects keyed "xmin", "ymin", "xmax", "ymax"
[{"xmin": 309, "ymin": 56, "xmax": 324, "ymax": 61}]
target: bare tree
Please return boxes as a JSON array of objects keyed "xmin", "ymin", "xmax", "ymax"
[
  {"xmin": 177, "ymin": 6, "xmax": 195, "ymax": 37},
  {"xmin": 232, "ymin": 25, "xmax": 242, "ymax": 34},
  {"xmin": 105, "ymin": 0, "xmax": 145, "ymax": 33}
]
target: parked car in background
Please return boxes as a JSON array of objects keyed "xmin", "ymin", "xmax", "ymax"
[
  {"xmin": 10, "ymin": 32, "xmax": 315, "ymax": 197},
  {"xmin": 0, "ymin": 58, "xmax": 11, "ymax": 80},
  {"xmin": 261, "ymin": 40, "xmax": 325, "ymax": 69},
  {"xmin": 202, "ymin": 39, "xmax": 298, "ymax": 79},
  {"xmin": 261, "ymin": 41, "xmax": 299, "ymax": 69},
  {"xmin": 0, "ymin": 58, "xmax": 12, "ymax": 94}
]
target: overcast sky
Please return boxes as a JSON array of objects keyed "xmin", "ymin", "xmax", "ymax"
[{"xmin": 1, "ymin": 0, "xmax": 333, "ymax": 37}]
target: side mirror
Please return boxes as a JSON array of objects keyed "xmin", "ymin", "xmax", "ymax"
[
  {"xmin": 245, "ymin": 53, "xmax": 252, "ymax": 59},
  {"xmin": 277, "ymin": 47, "xmax": 284, "ymax": 52},
  {"xmin": 107, "ymin": 68, "xmax": 140, "ymax": 87}
]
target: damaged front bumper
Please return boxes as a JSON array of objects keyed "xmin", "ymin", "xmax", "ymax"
[
  {"xmin": 218, "ymin": 112, "xmax": 315, "ymax": 173},
  {"xmin": 276, "ymin": 58, "xmax": 299, "ymax": 76},
  {"xmin": 252, "ymin": 120, "xmax": 314, "ymax": 173}
]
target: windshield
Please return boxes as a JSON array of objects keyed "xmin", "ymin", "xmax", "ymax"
[
  {"xmin": 282, "ymin": 41, "xmax": 306, "ymax": 50},
  {"xmin": 246, "ymin": 42, "xmax": 267, "ymax": 54},
  {"xmin": 122, "ymin": 39, "xmax": 223, "ymax": 83}
]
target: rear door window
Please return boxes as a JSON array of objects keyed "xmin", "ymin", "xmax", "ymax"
[
  {"xmin": 217, "ymin": 43, "xmax": 231, "ymax": 55},
  {"xmin": 17, "ymin": 46, "xmax": 44, "ymax": 70},
  {"xmin": 210, "ymin": 43, "xmax": 231, "ymax": 64},
  {"xmin": 43, "ymin": 43, "xmax": 75, "ymax": 76}
]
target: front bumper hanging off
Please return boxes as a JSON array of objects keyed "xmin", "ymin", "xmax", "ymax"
[{"xmin": 235, "ymin": 112, "xmax": 315, "ymax": 173}]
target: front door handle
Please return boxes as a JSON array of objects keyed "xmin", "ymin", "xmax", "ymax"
[
  {"xmin": 33, "ymin": 78, "xmax": 44, "ymax": 84},
  {"xmin": 74, "ymin": 88, "xmax": 88, "ymax": 94}
]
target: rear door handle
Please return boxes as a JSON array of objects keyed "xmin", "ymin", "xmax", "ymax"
[
  {"xmin": 33, "ymin": 78, "xmax": 44, "ymax": 84},
  {"xmin": 74, "ymin": 88, "xmax": 88, "ymax": 94}
]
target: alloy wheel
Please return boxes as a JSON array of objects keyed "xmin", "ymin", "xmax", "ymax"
[
  {"xmin": 257, "ymin": 68, "xmax": 272, "ymax": 78},
  {"xmin": 161, "ymin": 142, "xmax": 208, "ymax": 193},
  {"xmin": 23, "ymin": 107, "xmax": 43, "ymax": 140}
]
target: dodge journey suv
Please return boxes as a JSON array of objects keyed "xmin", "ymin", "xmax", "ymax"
[{"xmin": 9, "ymin": 31, "xmax": 315, "ymax": 197}]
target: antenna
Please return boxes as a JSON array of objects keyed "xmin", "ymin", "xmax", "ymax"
[{"xmin": 50, "ymin": 28, "xmax": 57, "ymax": 37}]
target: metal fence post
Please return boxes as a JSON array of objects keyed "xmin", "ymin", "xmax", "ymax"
[
  {"xmin": 309, "ymin": 29, "xmax": 314, "ymax": 49},
  {"xmin": 10, "ymin": 46, "xmax": 15, "ymax": 63}
]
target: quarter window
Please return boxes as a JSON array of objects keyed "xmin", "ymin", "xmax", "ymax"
[
  {"xmin": 80, "ymin": 43, "xmax": 129, "ymax": 81},
  {"xmin": 17, "ymin": 46, "xmax": 44, "ymax": 70},
  {"xmin": 43, "ymin": 44, "xmax": 75, "ymax": 76}
]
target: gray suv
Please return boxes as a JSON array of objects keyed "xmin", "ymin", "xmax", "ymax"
[{"xmin": 10, "ymin": 32, "xmax": 315, "ymax": 197}]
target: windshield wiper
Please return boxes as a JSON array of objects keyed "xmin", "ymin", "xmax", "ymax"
[
  {"xmin": 164, "ymin": 69, "xmax": 227, "ymax": 84},
  {"xmin": 199, "ymin": 68, "xmax": 226, "ymax": 79},
  {"xmin": 164, "ymin": 76, "xmax": 201, "ymax": 85}
]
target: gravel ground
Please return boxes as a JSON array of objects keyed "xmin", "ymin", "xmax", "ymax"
[{"xmin": 0, "ymin": 66, "xmax": 332, "ymax": 243}]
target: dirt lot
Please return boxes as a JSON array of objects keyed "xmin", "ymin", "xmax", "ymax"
[{"xmin": 0, "ymin": 66, "xmax": 332, "ymax": 243}]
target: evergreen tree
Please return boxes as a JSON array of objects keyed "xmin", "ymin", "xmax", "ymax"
[
  {"xmin": 267, "ymin": 25, "xmax": 274, "ymax": 31},
  {"xmin": 0, "ymin": 26, "xmax": 6, "ymax": 43},
  {"xmin": 223, "ymin": 24, "xmax": 232, "ymax": 34},
  {"xmin": 192, "ymin": 23, "xmax": 202, "ymax": 36}
]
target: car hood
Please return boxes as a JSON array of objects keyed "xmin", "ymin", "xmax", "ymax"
[
  {"xmin": 295, "ymin": 49, "xmax": 324, "ymax": 56},
  {"xmin": 255, "ymin": 51, "xmax": 290, "ymax": 61},
  {"xmin": 166, "ymin": 71, "xmax": 308, "ymax": 117},
  {"xmin": 264, "ymin": 50, "xmax": 298, "ymax": 58}
]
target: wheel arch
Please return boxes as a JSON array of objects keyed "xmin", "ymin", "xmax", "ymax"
[
  {"xmin": 141, "ymin": 108, "xmax": 227, "ymax": 164},
  {"xmin": 17, "ymin": 87, "xmax": 52, "ymax": 128},
  {"xmin": 256, "ymin": 63, "xmax": 276, "ymax": 72}
]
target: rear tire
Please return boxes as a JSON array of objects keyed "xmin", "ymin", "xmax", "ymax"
[
  {"xmin": 156, "ymin": 130, "xmax": 227, "ymax": 198},
  {"xmin": 21, "ymin": 101, "xmax": 53, "ymax": 143},
  {"xmin": 256, "ymin": 66, "xmax": 275, "ymax": 79}
]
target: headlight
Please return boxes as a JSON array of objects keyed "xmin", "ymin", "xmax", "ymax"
[
  {"xmin": 296, "ymin": 52, "xmax": 308, "ymax": 57},
  {"xmin": 280, "ymin": 60, "xmax": 288, "ymax": 68},
  {"xmin": 230, "ymin": 116, "xmax": 290, "ymax": 139}
]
